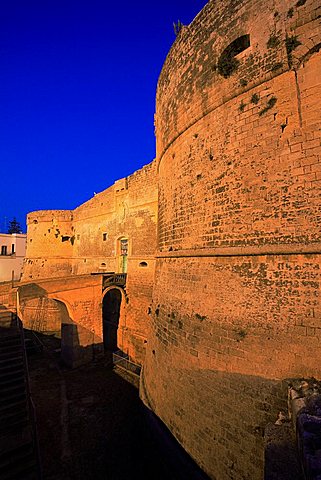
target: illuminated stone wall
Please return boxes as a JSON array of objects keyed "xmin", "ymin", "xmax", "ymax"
[{"xmin": 141, "ymin": 0, "xmax": 321, "ymax": 478}]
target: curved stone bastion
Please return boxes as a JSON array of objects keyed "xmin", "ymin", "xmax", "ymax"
[{"xmin": 141, "ymin": 0, "xmax": 321, "ymax": 478}]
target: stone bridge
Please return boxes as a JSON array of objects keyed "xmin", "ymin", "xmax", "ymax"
[{"xmin": 17, "ymin": 274, "xmax": 127, "ymax": 367}]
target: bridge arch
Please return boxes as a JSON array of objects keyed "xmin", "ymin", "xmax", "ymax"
[{"xmin": 17, "ymin": 275, "xmax": 104, "ymax": 367}]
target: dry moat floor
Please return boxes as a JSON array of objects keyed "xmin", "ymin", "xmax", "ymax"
[
  {"xmin": 27, "ymin": 333, "xmax": 172, "ymax": 480},
  {"xmin": 27, "ymin": 333, "xmax": 303, "ymax": 480}
]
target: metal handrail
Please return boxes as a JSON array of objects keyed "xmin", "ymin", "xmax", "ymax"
[
  {"xmin": 112, "ymin": 349, "xmax": 141, "ymax": 377},
  {"xmin": 103, "ymin": 273, "xmax": 127, "ymax": 288}
]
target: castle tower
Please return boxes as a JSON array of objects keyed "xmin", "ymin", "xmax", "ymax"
[{"xmin": 141, "ymin": 1, "xmax": 321, "ymax": 478}]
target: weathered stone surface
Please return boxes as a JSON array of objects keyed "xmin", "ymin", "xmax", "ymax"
[
  {"xmin": 15, "ymin": 0, "xmax": 321, "ymax": 478},
  {"xmin": 141, "ymin": 0, "xmax": 321, "ymax": 479}
]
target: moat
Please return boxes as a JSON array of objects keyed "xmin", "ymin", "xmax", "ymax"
[{"xmin": 28, "ymin": 333, "xmax": 172, "ymax": 480}]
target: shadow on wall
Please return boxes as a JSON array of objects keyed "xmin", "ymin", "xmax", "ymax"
[
  {"xmin": 60, "ymin": 317, "xmax": 104, "ymax": 368},
  {"xmin": 18, "ymin": 283, "xmax": 48, "ymax": 300},
  {"xmin": 141, "ymin": 362, "xmax": 306, "ymax": 480}
]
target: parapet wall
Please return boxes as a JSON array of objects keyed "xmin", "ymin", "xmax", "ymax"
[
  {"xmin": 142, "ymin": 0, "xmax": 321, "ymax": 478},
  {"xmin": 23, "ymin": 210, "xmax": 73, "ymax": 279}
]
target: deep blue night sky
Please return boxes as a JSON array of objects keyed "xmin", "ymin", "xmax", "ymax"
[{"xmin": 0, "ymin": 0, "xmax": 207, "ymax": 232}]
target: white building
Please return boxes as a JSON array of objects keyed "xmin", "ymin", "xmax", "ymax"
[{"xmin": 0, "ymin": 233, "xmax": 27, "ymax": 282}]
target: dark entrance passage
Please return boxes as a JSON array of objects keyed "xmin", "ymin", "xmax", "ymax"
[{"xmin": 102, "ymin": 289, "xmax": 122, "ymax": 351}]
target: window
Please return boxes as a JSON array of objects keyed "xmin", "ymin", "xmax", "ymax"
[
  {"xmin": 103, "ymin": 233, "xmax": 107, "ymax": 241},
  {"xmin": 217, "ymin": 34, "xmax": 251, "ymax": 78},
  {"xmin": 1, "ymin": 245, "xmax": 7, "ymax": 255},
  {"xmin": 11, "ymin": 244, "xmax": 15, "ymax": 254}
]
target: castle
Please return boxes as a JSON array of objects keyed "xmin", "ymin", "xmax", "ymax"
[{"xmin": 17, "ymin": 0, "xmax": 321, "ymax": 478}]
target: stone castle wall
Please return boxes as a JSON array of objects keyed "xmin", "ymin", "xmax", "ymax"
[
  {"xmin": 23, "ymin": 209, "xmax": 73, "ymax": 279},
  {"xmin": 141, "ymin": 0, "xmax": 321, "ymax": 479},
  {"xmin": 18, "ymin": 0, "xmax": 321, "ymax": 476},
  {"xmin": 21, "ymin": 161, "xmax": 158, "ymax": 363}
]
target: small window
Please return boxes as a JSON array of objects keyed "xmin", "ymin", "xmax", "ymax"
[
  {"xmin": 1, "ymin": 245, "xmax": 7, "ymax": 255},
  {"xmin": 11, "ymin": 244, "xmax": 15, "ymax": 254},
  {"xmin": 217, "ymin": 34, "xmax": 250, "ymax": 78},
  {"xmin": 103, "ymin": 233, "xmax": 107, "ymax": 241},
  {"xmin": 139, "ymin": 261, "xmax": 148, "ymax": 267}
]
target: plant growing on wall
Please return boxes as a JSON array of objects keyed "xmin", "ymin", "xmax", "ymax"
[
  {"xmin": 267, "ymin": 34, "xmax": 280, "ymax": 49},
  {"xmin": 259, "ymin": 96, "xmax": 277, "ymax": 116},
  {"xmin": 217, "ymin": 54, "xmax": 240, "ymax": 78},
  {"xmin": 239, "ymin": 100, "xmax": 246, "ymax": 112},
  {"xmin": 251, "ymin": 93, "xmax": 260, "ymax": 104},
  {"xmin": 286, "ymin": 35, "xmax": 301, "ymax": 67},
  {"xmin": 173, "ymin": 20, "xmax": 184, "ymax": 36}
]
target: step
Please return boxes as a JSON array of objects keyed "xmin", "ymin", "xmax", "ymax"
[
  {"xmin": 0, "ymin": 351, "xmax": 23, "ymax": 365},
  {"xmin": 0, "ymin": 368, "xmax": 25, "ymax": 384},
  {"xmin": 0, "ymin": 343, "xmax": 22, "ymax": 353},
  {"xmin": 0, "ymin": 418, "xmax": 29, "ymax": 437},
  {"xmin": 0, "ymin": 365, "xmax": 24, "ymax": 378},
  {"xmin": 0, "ymin": 441, "xmax": 33, "ymax": 464},
  {"xmin": 0, "ymin": 349, "xmax": 22, "ymax": 361},
  {"xmin": 0, "ymin": 332, "xmax": 20, "ymax": 341},
  {"xmin": 0, "ymin": 375, "xmax": 25, "ymax": 390},
  {"xmin": 0, "ymin": 390, "xmax": 26, "ymax": 406},
  {"xmin": 0, "ymin": 408, "xmax": 29, "ymax": 428},
  {"xmin": 0, "ymin": 399, "xmax": 28, "ymax": 416},
  {"xmin": 0, "ymin": 351, "xmax": 23, "ymax": 362},
  {"xmin": 0, "ymin": 360, "xmax": 24, "ymax": 373},
  {"xmin": 0, "ymin": 383, "xmax": 25, "ymax": 398},
  {"xmin": 0, "ymin": 459, "xmax": 38, "ymax": 480},
  {"xmin": 0, "ymin": 331, "xmax": 20, "ymax": 339},
  {"xmin": 0, "ymin": 339, "xmax": 21, "ymax": 351},
  {"xmin": 0, "ymin": 395, "xmax": 27, "ymax": 412},
  {"xmin": 0, "ymin": 340, "xmax": 21, "ymax": 349},
  {"xmin": 0, "ymin": 357, "xmax": 24, "ymax": 368},
  {"xmin": 0, "ymin": 356, "xmax": 23, "ymax": 367},
  {"xmin": 0, "ymin": 443, "xmax": 37, "ymax": 480},
  {"xmin": 0, "ymin": 350, "xmax": 23, "ymax": 359}
]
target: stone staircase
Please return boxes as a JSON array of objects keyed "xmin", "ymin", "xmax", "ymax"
[{"xmin": 0, "ymin": 309, "xmax": 41, "ymax": 479}]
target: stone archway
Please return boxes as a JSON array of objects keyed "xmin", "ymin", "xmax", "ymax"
[{"xmin": 102, "ymin": 288, "xmax": 124, "ymax": 352}]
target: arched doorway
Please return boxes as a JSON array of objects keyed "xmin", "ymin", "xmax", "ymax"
[{"xmin": 102, "ymin": 288, "xmax": 122, "ymax": 351}]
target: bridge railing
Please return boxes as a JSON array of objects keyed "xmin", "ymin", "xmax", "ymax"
[{"xmin": 103, "ymin": 273, "xmax": 127, "ymax": 289}]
